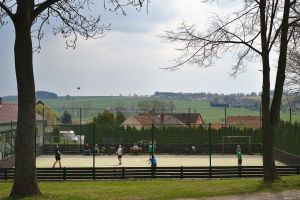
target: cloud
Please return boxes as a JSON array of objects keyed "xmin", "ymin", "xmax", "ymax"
[{"xmin": 0, "ymin": 0, "xmax": 272, "ymax": 97}]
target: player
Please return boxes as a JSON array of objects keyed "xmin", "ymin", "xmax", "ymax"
[
  {"xmin": 148, "ymin": 144, "xmax": 155, "ymax": 158},
  {"xmin": 115, "ymin": 145, "xmax": 123, "ymax": 165},
  {"xmin": 237, "ymin": 148, "xmax": 242, "ymax": 166},
  {"xmin": 52, "ymin": 145, "xmax": 62, "ymax": 168},
  {"xmin": 133, "ymin": 143, "xmax": 139, "ymax": 155},
  {"xmin": 94, "ymin": 144, "xmax": 100, "ymax": 155},
  {"xmin": 149, "ymin": 155, "xmax": 157, "ymax": 175},
  {"xmin": 236, "ymin": 145, "xmax": 241, "ymax": 153},
  {"xmin": 149, "ymin": 155, "xmax": 157, "ymax": 168}
]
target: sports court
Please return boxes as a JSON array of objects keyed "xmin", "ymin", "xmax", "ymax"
[{"xmin": 36, "ymin": 154, "xmax": 286, "ymax": 168}]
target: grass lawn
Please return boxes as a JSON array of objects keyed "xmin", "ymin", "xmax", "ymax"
[{"xmin": 1, "ymin": 176, "xmax": 300, "ymax": 200}]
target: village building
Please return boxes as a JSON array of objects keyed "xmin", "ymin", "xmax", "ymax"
[
  {"xmin": 122, "ymin": 112, "xmax": 204, "ymax": 130},
  {"xmin": 0, "ymin": 97, "xmax": 44, "ymax": 159},
  {"xmin": 226, "ymin": 115, "xmax": 261, "ymax": 129}
]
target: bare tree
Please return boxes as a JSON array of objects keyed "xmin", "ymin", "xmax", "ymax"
[
  {"xmin": 162, "ymin": 0, "xmax": 300, "ymax": 181},
  {"xmin": 0, "ymin": 0, "xmax": 148, "ymax": 197},
  {"xmin": 285, "ymin": 47, "xmax": 300, "ymax": 93}
]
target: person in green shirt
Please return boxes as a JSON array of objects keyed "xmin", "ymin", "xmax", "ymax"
[
  {"xmin": 148, "ymin": 144, "xmax": 156, "ymax": 158},
  {"xmin": 237, "ymin": 149, "xmax": 242, "ymax": 166}
]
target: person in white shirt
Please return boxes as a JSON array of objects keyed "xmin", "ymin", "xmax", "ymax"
[{"xmin": 115, "ymin": 145, "xmax": 123, "ymax": 165}]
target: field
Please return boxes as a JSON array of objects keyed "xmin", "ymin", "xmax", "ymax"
[
  {"xmin": 36, "ymin": 154, "xmax": 285, "ymax": 168},
  {"xmin": 40, "ymin": 96, "xmax": 300, "ymax": 123},
  {"xmin": 1, "ymin": 176, "xmax": 300, "ymax": 199}
]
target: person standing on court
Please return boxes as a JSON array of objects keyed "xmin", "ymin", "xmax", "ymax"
[
  {"xmin": 52, "ymin": 145, "xmax": 62, "ymax": 168},
  {"xmin": 149, "ymin": 155, "xmax": 157, "ymax": 168},
  {"xmin": 236, "ymin": 148, "xmax": 242, "ymax": 166},
  {"xmin": 148, "ymin": 144, "xmax": 155, "ymax": 158},
  {"xmin": 115, "ymin": 145, "xmax": 123, "ymax": 165},
  {"xmin": 149, "ymin": 155, "xmax": 157, "ymax": 175}
]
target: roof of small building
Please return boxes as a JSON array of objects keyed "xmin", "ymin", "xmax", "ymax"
[
  {"xmin": 135, "ymin": 116, "xmax": 153, "ymax": 125},
  {"xmin": 123, "ymin": 114, "xmax": 185, "ymax": 126},
  {"xmin": 227, "ymin": 116, "xmax": 261, "ymax": 124},
  {"xmin": 168, "ymin": 113, "xmax": 204, "ymax": 124},
  {"xmin": 0, "ymin": 103, "xmax": 43, "ymax": 124}
]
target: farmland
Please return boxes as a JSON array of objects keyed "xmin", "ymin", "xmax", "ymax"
[{"xmin": 38, "ymin": 96, "xmax": 300, "ymax": 123}]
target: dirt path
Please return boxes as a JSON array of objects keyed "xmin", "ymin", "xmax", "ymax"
[{"xmin": 177, "ymin": 190, "xmax": 300, "ymax": 200}]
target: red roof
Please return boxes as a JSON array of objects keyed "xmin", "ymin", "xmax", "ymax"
[
  {"xmin": 0, "ymin": 103, "xmax": 43, "ymax": 123},
  {"xmin": 135, "ymin": 116, "xmax": 153, "ymax": 125},
  {"xmin": 227, "ymin": 116, "xmax": 261, "ymax": 124},
  {"xmin": 227, "ymin": 116, "xmax": 261, "ymax": 129}
]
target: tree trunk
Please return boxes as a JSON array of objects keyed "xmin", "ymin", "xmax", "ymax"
[
  {"xmin": 259, "ymin": 0, "xmax": 279, "ymax": 182},
  {"xmin": 10, "ymin": 3, "xmax": 41, "ymax": 197},
  {"xmin": 262, "ymin": 123, "xmax": 278, "ymax": 181}
]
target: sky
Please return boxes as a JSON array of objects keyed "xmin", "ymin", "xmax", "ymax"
[{"xmin": 0, "ymin": 0, "xmax": 277, "ymax": 96}]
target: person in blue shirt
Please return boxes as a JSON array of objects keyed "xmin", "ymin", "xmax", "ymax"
[{"xmin": 149, "ymin": 155, "xmax": 157, "ymax": 168}]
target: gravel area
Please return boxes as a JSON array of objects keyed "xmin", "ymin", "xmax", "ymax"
[{"xmin": 177, "ymin": 190, "xmax": 300, "ymax": 200}]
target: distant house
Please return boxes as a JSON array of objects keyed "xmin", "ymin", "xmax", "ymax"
[
  {"xmin": 0, "ymin": 97, "xmax": 44, "ymax": 156},
  {"xmin": 170, "ymin": 113, "xmax": 204, "ymax": 126},
  {"xmin": 122, "ymin": 112, "xmax": 204, "ymax": 130},
  {"xmin": 122, "ymin": 114, "xmax": 185, "ymax": 130},
  {"xmin": 211, "ymin": 121, "xmax": 223, "ymax": 130},
  {"xmin": 122, "ymin": 115, "xmax": 153, "ymax": 130},
  {"xmin": 0, "ymin": 101, "xmax": 43, "ymax": 125},
  {"xmin": 227, "ymin": 116, "xmax": 261, "ymax": 129}
]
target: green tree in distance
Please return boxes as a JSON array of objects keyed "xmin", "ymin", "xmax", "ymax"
[
  {"xmin": 93, "ymin": 110, "xmax": 116, "ymax": 127},
  {"xmin": 60, "ymin": 111, "xmax": 72, "ymax": 124},
  {"xmin": 117, "ymin": 111, "xmax": 126, "ymax": 125}
]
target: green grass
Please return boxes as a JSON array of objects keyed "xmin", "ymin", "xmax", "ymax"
[
  {"xmin": 1, "ymin": 176, "xmax": 300, "ymax": 199},
  {"xmin": 40, "ymin": 96, "xmax": 300, "ymax": 123}
]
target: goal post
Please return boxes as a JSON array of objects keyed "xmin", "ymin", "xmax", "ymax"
[{"xmin": 222, "ymin": 136, "xmax": 252, "ymax": 154}]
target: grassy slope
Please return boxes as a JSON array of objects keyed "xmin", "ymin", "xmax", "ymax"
[
  {"xmin": 42, "ymin": 96, "xmax": 300, "ymax": 123},
  {"xmin": 1, "ymin": 176, "xmax": 300, "ymax": 199}
]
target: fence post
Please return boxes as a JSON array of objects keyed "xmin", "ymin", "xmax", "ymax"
[
  {"xmin": 93, "ymin": 123, "xmax": 96, "ymax": 180},
  {"xmin": 224, "ymin": 107, "xmax": 227, "ymax": 125},
  {"xmin": 151, "ymin": 167, "xmax": 154, "ymax": 178},
  {"xmin": 180, "ymin": 166, "xmax": 183, "ymax": 179},
  {"xmin": 122, "ymin": 167, "xmax": 125, "ymax": 179},
  {"xmin": 93, "ymin": 167, "xmax": 96, "ymax": 181},
  {"xmin": 238, "ymin": 166, "xmax": 242, "ymax": 178},
  {"xmin": 208, "ymin": 123, "xmax": 212, "ymax": 178},
  {"xmin": 63, "ymin": 167, "xmax": 66, "ymax": 181},
  {"xmin": 4, "ymin": 168, "xmax": 7, "ymax": 181},
  {"xmin": 297, "ymin": 166, "xmax": 300, "ymax": 175},
  {"xmin": 10, "ymin": 120, "xmax": 13, "ymax": 154},
  {"xmin": 188, "ymin": 108, "xmax": 191, "ymax": 127},
  {"xmin": 79, "ymin": 108, "xmax": 82, "ymax": 154},
  {"xmin": 151, "ymin": 108, "xmax": 155, "ymax": 159},
  {"xmin": 93, "ymin": 123, "xmax": 95, "ymax": 169},
  {"xmin": 290, "ymin": 107, "xmax": 292, "ymax": 124},
  {"xmin": 42, "ymin": 107, "xmax": 45, "ymax": 153}
]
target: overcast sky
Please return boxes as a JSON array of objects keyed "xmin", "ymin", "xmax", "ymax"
[{"xmin": 0, "ymin": 0, "xmax": 277, "ymax": 96}]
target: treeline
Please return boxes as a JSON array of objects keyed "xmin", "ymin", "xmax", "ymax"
[
  {"xmin": 55, "ymin": 122, "xmax": 300, "ymax": 155},
  {"xmin": 154, "ymin": 91, "xmax": 260, "ymax": 110},
  {"xmin": 153, "ymin": 91, "xmax": 259, "ymax": 100},
  {"xmin": 36, "ymin": 91, "xmax": 58, "ymax": 99},
  {"xmin": 58, "ymin": 124, "xmax": 261, "ymax": 146}
]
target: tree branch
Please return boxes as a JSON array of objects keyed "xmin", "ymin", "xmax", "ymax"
[
  {"xmin": 32, "ymin": 0, "xmax": 61, "ymax": 21},
  {"xmin": 0, "ymin": 1, "xmax": 14, "ymax": 21}
]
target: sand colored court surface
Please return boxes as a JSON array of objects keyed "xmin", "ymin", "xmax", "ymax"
[{"xmin": 37, "ymin": 154, "xmax": 286, "ymax": 168}]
